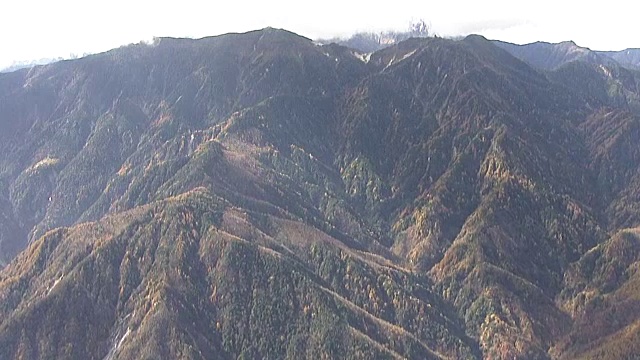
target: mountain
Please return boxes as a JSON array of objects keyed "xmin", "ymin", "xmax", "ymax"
[
  {"xmin": 318, "ymin": 20, "xmax": 430, "ymax": 53},
  {"xmin": 2, "ymin": 28, "xmax": 640, "ymax": 359},
  {"xmin": 0, "ymin": 57, "xmax": 65, "ymax": 74},
  {"xmin": 596, "ymin": 48, "xmax": 640, "ymax": 70},
  {"xmin": 494, "ymin": 39, "xmax": 640, "ymax": 71},
  {"xmin": 492, "ymin": 40, "xmax": 606, "ymax": 70}
]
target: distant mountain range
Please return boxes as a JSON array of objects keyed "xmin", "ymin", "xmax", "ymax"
[
  {"xmin": 0, "ymin": 58, "xmax": 65, "ymax": 73},
  {"xmin": 318, "ymin": 20, "xmax": 431, "ymax": 53},
  {"xmin": 2, "ymin": 28, "xmax": 640, "ymax": 359},
  {"xmin": 322, "ymin": 28, "xmax": 640, "ymax": 71},
  {"xmin": 493, "ymin": 40, "xmax": 640, "ymax": 70}
]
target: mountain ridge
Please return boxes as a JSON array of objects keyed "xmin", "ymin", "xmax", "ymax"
[
  {"xmin": 1, "ymin": 28, "xmax": 640, "ymax": 359},
  {"xmin": 493, "ymin": 39, "xmax": 640, "ymax": 71}
]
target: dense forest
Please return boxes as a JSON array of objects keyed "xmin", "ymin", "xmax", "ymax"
[{"xmin": 1, "ymin": 28, "xmax": 640, "ymax": 359}]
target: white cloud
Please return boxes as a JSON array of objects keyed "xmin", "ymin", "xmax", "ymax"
[{"xmin": 1, "ymin": 0, "xmax": 639, "ymax": 70}]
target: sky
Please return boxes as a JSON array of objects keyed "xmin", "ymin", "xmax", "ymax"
[{"xmin": 1, "ymin": 0, "xmax": 638, "ymax": 70}]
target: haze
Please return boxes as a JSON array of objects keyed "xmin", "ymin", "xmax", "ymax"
[{"xmin": 1, "ymin": 0, "xmax": 638, "ymax": 70}]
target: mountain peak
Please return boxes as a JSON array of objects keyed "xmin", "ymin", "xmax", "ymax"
[{"xmin": 463, "ymin": 33, "xmax": 490, "ymax": 42}]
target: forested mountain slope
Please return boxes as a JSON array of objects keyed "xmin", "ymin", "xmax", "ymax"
[{"xmin": 1, "ymin": 28, "xmax": 640, "ymax": 359}]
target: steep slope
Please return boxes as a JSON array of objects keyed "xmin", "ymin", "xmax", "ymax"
[
  {"xmin": 596, "ymin": 48, "xmax": 640, "ymax": 70},
  {"xmin": 492, "ymin": 40, "xmax": 606, "ymax": 71},
  {"xmin": 0, "ymin": 189, "xmax": 478, "ymax": 359},
  {"xmin": 2, "ymin": 29, "xmax": 640, "ymax": 359},
  {"xmin": 0, "ymin": 28, "xmax": 366, "ymax": 263},
  {"xmin": 370, "ymin": 36, "xmax": 602, "ymax": 358},
  {"xmin": 494, "ymin": 39, "xmax": 640, "ymax": 81},
  {"xmin": 553, "ymin": 227, "xmax": 640, "ymax": 359},
  {"xmin": 337, "ymin": 35, "xmax": 640, "ymax": 358},
  {"xmin": 0, "ymin": 29, "xmax": 479, "ymax": 359}
]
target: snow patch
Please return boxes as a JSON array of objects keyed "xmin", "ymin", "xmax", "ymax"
[
  {"xmin": 47, "ymin": 275, "xmax": 64, "ymax": 295},
  {"xmin": 599, "ymin": 64, "xmax": 612, "ymax": 78},
  {"xmin": 399, "ymin": 50, "xmax": 416, "ymax": 62},
  {"xmin": 116, "ymin": 328, "xmax": 131, "ymax": 350},
  {"xmin": 382, "ymin": 50, "xmax": 415, "ymax": 70},
  {"xmin": 383, "ymin": 56, "xmax": 397, "ymax": 70},
  {"xmin": 353, "ymin": 52, "xmax": 372, "ymax": 63},
  {"xmin": 103, "ymin": 327, "xmax": 131, "ymax": 360}
]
